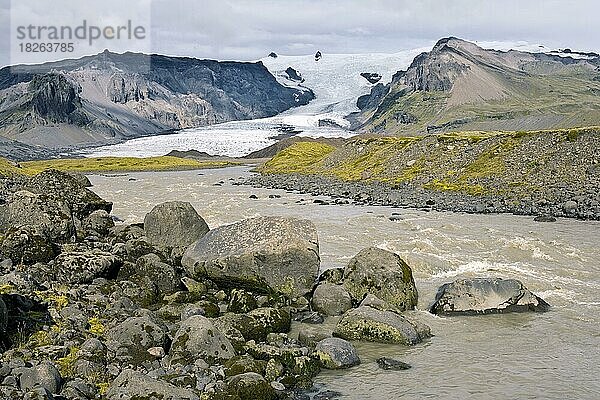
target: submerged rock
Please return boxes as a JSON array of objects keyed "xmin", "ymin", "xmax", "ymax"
[
  {"xmin": 343, "ymin": 247, "xmax": 418, "ymax": 311},
  {"xmin": 314, "ymin": 337, "xmax": 360, "ymax": 369},
  {"xmin": 334, "ymin": 306, "xmax": 430, "ymax": 345},
  {"xmin": 182, "ymin": 216, "xmax": 320, "ymax": 298},
  {"xmin": 429, "ymin": 278, "xmax": 550, "ymax": 315},
  {"xmin": 376, "ymin": 357, "xmax": 411, "ymax": 370}
]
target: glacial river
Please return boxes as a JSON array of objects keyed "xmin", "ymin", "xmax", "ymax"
[{"xmin": 88, "ymin": 166, "xmax": 600, "ymax": 400}]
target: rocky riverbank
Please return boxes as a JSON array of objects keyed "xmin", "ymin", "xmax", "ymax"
[
  {"xmin": 246, "ymin": 128, "xmax": 600, "ymax": 220},
  {"xmin": 0, "ymin": 169, "xmax": 550, "ymax": 399}
]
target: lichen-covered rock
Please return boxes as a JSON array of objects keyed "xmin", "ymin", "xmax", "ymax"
[
  {"xmin": 228, "ymin": 289, "xmax": 258, "ymax": 314},
  {"xmin": 0, "ymin": 225, "xmax": 56, "ymax": 265},
  {"xmin": 1, "ymin": 191, "xmax": 74, "ymax": 242},
  {"xmin": 215, "ymin": 307, "xmax": 290, "ymax": 342},
  {"xmin": 82, "ymin": 210, "xmax": 114, "ymax": 236},
  {"xmin": 314, "ymin": 337, "xmax": 360, "ymax": 369},
  {"xmin": 334, "ymin": 306, "xmax": 430, "ymax": 345},
  {"xmin": 318, "ymin": 267, "xmax": 344, "ymax": 284},
  {"xmin": 224, "ymin": 354, "xmax": 266, "ymax": 377},
  {"xmin": 144, "ymin": 201, "xmax": 209, "ymax": 251},
  {"xmin": 106, "ymin": 314, "xmax": 169, "ymax": 366},
  {"xmin": 170, "ymin": 315, "xmax": 235, "ymax": 364},
  {"xmin": 311, "ymin": 283, "xmax": 352, "ymax": 316},
  {"xmin": 429, "ymin": 277, "xmax": 550, "ymax": 315},
  {"xmin": 182, "ymin": 217, "xmax": 320, "ymax": 298},
  {"xmin": 121, "ymin": 253, "xmax": 180, "ymax": 295},
  {"xmin": 226, "ymin": 372, "xmax": 275, "ymax": 400},
  {"xmin": 48, "ymin": 250, "xmax": 121, "ymax": 284},
  {"xmin": 106, "ymin": 369, "xmax": 199, "ymax": 400},
  {"xmin": 343, "ymin": 247, "xmax": 418, "ymax": 311},
  {"xmin": 17, "ymin": 361, "xmax": 62, "ymax": 394}
]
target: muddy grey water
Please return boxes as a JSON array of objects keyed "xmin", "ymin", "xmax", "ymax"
[{"xmin": 89, "ymin": 167, "xmax": 600, "ymax": 400}]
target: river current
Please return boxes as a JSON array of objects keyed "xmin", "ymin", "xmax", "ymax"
[{"xmin": 88, "ymin": 166, "xmax": 600, "ymax": 400}]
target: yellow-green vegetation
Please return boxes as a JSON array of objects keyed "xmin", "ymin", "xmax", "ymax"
[
  {"xmin": 27, "ymin": 330, "xmax": 53, "ymax": 347},
  {"xmin": 260, "ymin": 126, "xmax": 599, "ymax": 196},
  {"xmin": 34, "ymin": 290, "xmax": 69, "ymax": 310},
  {"xmin": 87, "ymin": 317, "xmax": 105, "ymax": 337},
  {"xmin": 0, "ymin": 284, "xmax": 14, "ymax": 294},
  {"xmin": 259, "ymin": 142, "xmax": 336, "ymax": 174},
  {"xmin": 0, "ymin": 158, "xmax": 24, "ymax": 176},
  {"xmin": 19, "ymin": 156, "xmax": 236, "ymax": 174},
  {"xmin": 56, "ymin": 346, "xmax": 79, "ymax": 378}
]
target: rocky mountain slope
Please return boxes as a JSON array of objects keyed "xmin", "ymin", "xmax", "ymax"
[
  {"xmin": 251, "ymin": 127, "xmax": 600, "ymax": 220},
  {"xmin": 0, "ymin": 51, "xmax": 313, "ymax": 153},
  {"xmin": 353, "ymin": 38, "xmax": 600, "ymax": 134}
]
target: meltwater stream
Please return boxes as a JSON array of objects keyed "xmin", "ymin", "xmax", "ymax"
[{"xmin": 89, "ymin": 167, "xmax": 600, "ymax": 400}]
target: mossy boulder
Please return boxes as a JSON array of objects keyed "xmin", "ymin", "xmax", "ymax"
[
  {"xmin": 106, "ymin": 314, "xmax": 170, "ymax": 366},
  {"xmin": 314, "ymin": 337, "xmax": 360, "ymax": 369},
  {"xmin": 106, "ymin": 369, "xmax": 199, "ymax": 400},
  {"xmin": 224, "ymin": 355, "xmax": 267, "ymax": 377},
  {"xmin": 215, "ymin": 307, "xmax": 290, "ymax": 342},
  {"xmin": 334, "ymin": 306, "xmax": 430, "ymax": 345},
  {"xmin": 46, "ymin": 250, "xmax": 121, "ymax": 284},
  {"xmin": 0, "ymin": 225, "xmax": 56, "ymax": 265},
  {"xmin": 182, "ymin": 217, "xmax": 320, "ymax": 299},
  {"xmin": 170, "ymin": 315, "xmax": 235, "ymax": 364},
  {"xmin": 228, "ymin": 289, "xmax": 258, "ymax": 314},
  {"xmin": 343, "ymin": 247, "xmax": 417, "ymax": 311},
  {"xmin": 226, "ymin": 372, "xmax": 275, "ymax": 400}
]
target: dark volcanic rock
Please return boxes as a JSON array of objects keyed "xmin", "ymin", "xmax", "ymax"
[
  {"xmin": 376, "ymin": 357, "xmax": 411, "ymax": 371},
  {"xmin": 429, "ymin": 278, "xmax": 550, "ymax": 315},
  {"xmin": 182, "ymin": 216, "xmax": 320, "ymax": 298},
  {"xmin": 360, "ymin": 72, "xmax": 382, "ymax": 84},
  {"xmin": 285, "ymin": 67, "xmax": 304, "ymax": 82}
]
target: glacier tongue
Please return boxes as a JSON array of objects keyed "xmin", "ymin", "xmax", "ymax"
[{"xmin": 82, "ymin": 48, "xmax": 428, "ymax": 158}]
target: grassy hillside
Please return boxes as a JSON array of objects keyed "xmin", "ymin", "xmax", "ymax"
[
  {"xmin": 0, "ymin": 156, "xmax": 236, "ymax": 176},
  {"xmin": 258, "ymin": 126, "xmax": 600, "ymax": 198}
]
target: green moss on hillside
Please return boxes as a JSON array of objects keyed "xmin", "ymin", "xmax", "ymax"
[{"xmin": 259, "ymin": 142, "xmax": 337, "ymax": 174}]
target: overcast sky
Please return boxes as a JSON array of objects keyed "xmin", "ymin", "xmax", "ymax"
[{"xmin": 1, "ymin": 0, "xmax": 598, "ymax": 66}]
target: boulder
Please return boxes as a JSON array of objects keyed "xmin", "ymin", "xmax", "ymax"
[
  {"xmin": 215, "ymin": 307, "xmax": 291, "ymax": 342},
  {"xmin": 170, "ymin": 315, "xmax": 235, "ymax": 364},
  {"xmin": 144, "ymin": 201, "xmax": 209, "ymax": 251},
  {"xmin": 311, "ymin": 283, "xmax": 352, "ymax": 316},
  {"xmin": 82, "ymin": 210, "xmax": 114, "ymax": 236},
  {"xmin": 334, "ymin": 306, "xmax": 430, "ymax": 345},
  {"xmin": 228, "ymin": 289, "xmax": 258, "ymax": 314},
  {"xmin": 18, "ymin": 361, "xmax": 62, "ymax": 394},
  {"xmin": 343, "ymin": 247, "xmax": 418, "ymax": 311},
  {"xmin": 0, "ymin": 225, "xmax": 56, "ymax": 265},
  {"xmin": 106, "ymin": 369, "xmax": 199, "ymax": 400},
  {"xmin": 314, "ymin": 337, "xmax": 360, "ymax": 369},
  {"xmin": 429, "ymin": 278, "xmax": 550, "ymax": 315},
  {"xmin": 24, "ymin": 169, "xmax": 112, "ymax": 220},
  {"xmin": 226, "ymin": 372, "xmax": 275, "ymax": 400},
  {"xmin": 182, "ymin": 217, "xmax": 320, "ymax": 298},
  {"xmin": 1, "ymin": 191, "xmax": 75, "ymax": 242},
  {"xmin": 49, "ymin": 250, "xmax": 121, "ymax": 284},
  {"xmin": 376, "ymin": 357, "xmax": 411, "ymax": 370},
  {"xmin": 106, "ymin": 314, "xmax": 170, "ymax": 366},
  {"xmin": 224, "ymin": 355, "xmax": 266, "ymax": 377},
  {"xmin": 129, "ymin": 253, "xmax": 180, "ymax": 295}
]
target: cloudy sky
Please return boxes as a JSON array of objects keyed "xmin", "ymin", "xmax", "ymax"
[{"xmin": 1, "ymin": 0, "xmax": 598, "ymax": 65}]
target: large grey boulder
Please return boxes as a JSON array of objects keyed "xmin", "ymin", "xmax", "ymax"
[
  {"xmin": 0, "ymin": 225, "xmax": 56, "ymax": 265},
  {"xmin": 429, "ymin": 278, "xmax": 550, "ymax": 315},
  {"xmin": 311, "ymin": 283, "xmax": 352, "ymax": 316},
  {"xmin": 170, "ymin": 315, "xmax": 235, "ymax": 364},
  {"xmin": 1, "ymin": 190, "xmax": 75, "ymax": 242},
  {"xmin": 334, "ymin": 306, "xmax": 430, "ymax": 345},
  {"xmin": 106, "ymin": 314, "xmax": 169, "ymax": 366},
  {"xmin": 314, "ymin": 337, "xmax": 360, "ymax": 369},
  {"xmin": 48, "ymin": 250, "xmax": 121, "ymax": 284},
  {"xmin": 343, "ymin": 247, "xmax": 418, "ymax": 311},
  {"xmin": 18, "ymin": 362, "xmax": 62, "ymax": 394},
  {"xmin": 182, "ymin": 217, "xmax": 320, "ymax": 298},
  {"xmin": 144, "ymin": 201, "xmax": 209, "ymax": 251},
  {"xmin": 106, "ymin": 369, "xmax": 199, "ymax": 400}
]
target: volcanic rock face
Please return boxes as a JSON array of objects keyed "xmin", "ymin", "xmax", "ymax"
[{"xmin": 0, "ymin": 51, "xmax": 314, "ymax": 151}]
